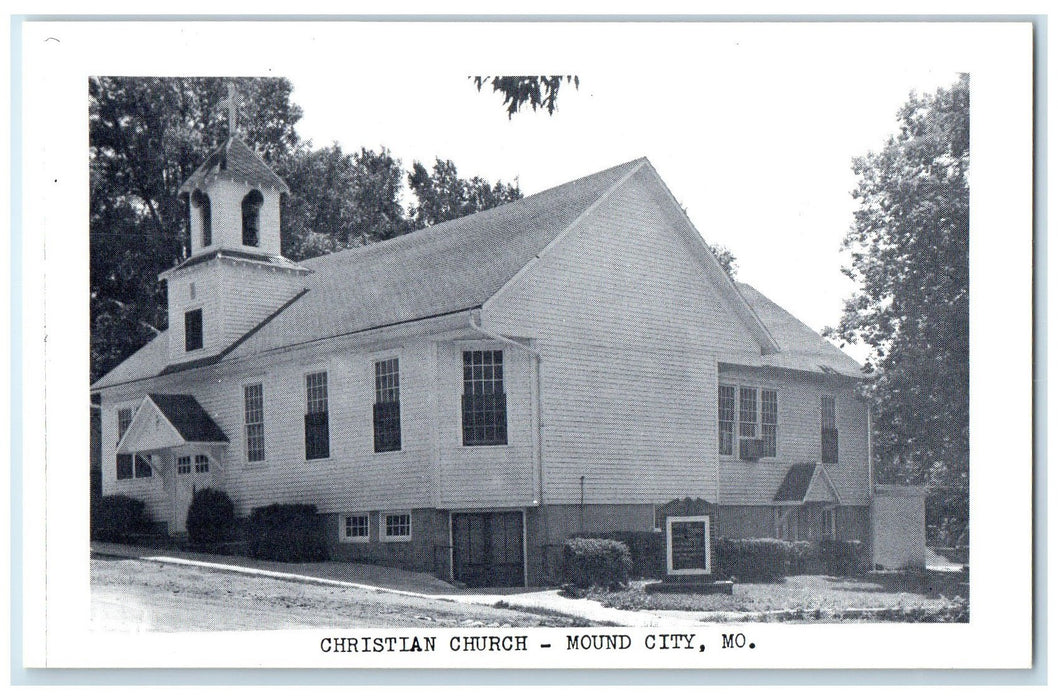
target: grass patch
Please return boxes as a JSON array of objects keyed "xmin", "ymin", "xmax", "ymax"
[{"xmin": 585, "ymin": 573, "xmax": 969, "ymax": 621}]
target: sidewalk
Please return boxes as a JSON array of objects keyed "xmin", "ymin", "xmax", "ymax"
[{"xmin": 91, "ymin": 542, "xmax": 712, "ymax": 627}]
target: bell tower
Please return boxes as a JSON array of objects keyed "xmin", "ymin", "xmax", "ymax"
[{"xmin": 159, "ymin": 86, "xmax": 310, "ymax": 364}]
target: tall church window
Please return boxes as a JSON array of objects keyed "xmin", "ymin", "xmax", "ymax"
[
  {"xmin": 461, "ymin": 350, "xmax": 507, "ymax": 446},
  {"xmin": 192, "ymin": 189, "xmax": 212, "ymax": 247},
  {"xmin": 241, "ymin": 189, "xmax": 264, "ymax": 247}
]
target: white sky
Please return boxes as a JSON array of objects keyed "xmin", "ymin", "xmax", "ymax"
[{"xmin": 278, "ymin": 23, "xmax": 968, "ymax": 363}]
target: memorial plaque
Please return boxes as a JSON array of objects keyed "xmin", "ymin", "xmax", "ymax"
[{"xmin": 670, "ymin": 520, "xmax": 707, "ymax": 571}]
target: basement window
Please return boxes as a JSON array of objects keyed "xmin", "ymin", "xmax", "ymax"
[
  {"xmin": 340, "ymin": 514, "xmax": 370, "ymax": 543},
  {"xmin": 381, "ymin": 512, "xmax": 412, "ymax": 542}
]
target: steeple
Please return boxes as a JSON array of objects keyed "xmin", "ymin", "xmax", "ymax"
[{"xmin": 160, "ymin": 92, "xmax": 307, "ymax": 365}]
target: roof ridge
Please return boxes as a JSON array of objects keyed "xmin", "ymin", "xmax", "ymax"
[{"xmin": 301, "ymin": 157, "xmax": 649, "ymax": 268}]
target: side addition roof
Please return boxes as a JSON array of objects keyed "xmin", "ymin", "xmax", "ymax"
[
  {"xmin": 178, "ymin": 136, "xmax": 290, "ymax": 195},
  {"xmin": 724, "ymin": 283, "xmax": 868, "ymax": 378}
]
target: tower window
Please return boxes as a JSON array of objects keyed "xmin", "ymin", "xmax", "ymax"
[
  {"xmin": 185, "ymin": 308, "xmax": 203, "ymax": 351},
  {"xmin": 242, "ymin": 189, "xmax": 264, "ymax": 247},
  {"xmin": 191, "ymin": 189, "xmax": 212, "ymax": 247}
]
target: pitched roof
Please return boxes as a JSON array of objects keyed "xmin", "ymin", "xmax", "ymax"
[
  {"xmin": 774, "ymin": 462, "xmax": 818, "ymax": 502},
  {"xmin": 178, "ymin": 137, "xmax": 290, "ymax": 195},
  {"xmin": 228, "ymin": 158, "xmax": 648, "ymax": 359},
  {"xmin": 728, "ymin": 283, "xmax": 867, "ymax": 378},
  {"xmin": 146, "ymin": 393, "xmax": 229, "ymax": 443}
]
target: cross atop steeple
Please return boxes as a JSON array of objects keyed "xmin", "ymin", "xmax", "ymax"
[{"xmin": 216, "ymin": 83, "xmax": 242, "ymax": 137}]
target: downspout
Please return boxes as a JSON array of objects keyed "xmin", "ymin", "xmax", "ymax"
[
  {"xmin": 867, "ymin": 400, "xmax": 875, "ymax": 569},
  {"xmin": 469, "ymin": 312, "xmax": 549, "ymax": 568}
]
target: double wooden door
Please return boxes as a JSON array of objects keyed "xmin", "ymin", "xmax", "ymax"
[{"xmin": 452, "ymin": 511, "xmax": 525, "ymax": 588}]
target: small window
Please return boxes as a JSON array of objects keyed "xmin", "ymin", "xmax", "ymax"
[
  {"xmin": 822, "ymin": 508, "xmax": 837, "ymax": 540},
  {"xmin": 381, "ymin": 512, "xmax": 411, "ymax": 542},
  {"xmin": 241, "ymin": 189, "xmax": 263, "ymax": 247},
  {"xmin": 724, "ymin": 384, "xmax": 779, "ymax": 459},
  {"xmin": 185, "ymin": 308, "xmax": 203, "ymax": 352},
  {"xmin": 244, "ymin": 383, "xmax": 265, "ymax": 462},
  {"xmin": 821, "ymin": 395, "xmax": 838, "ymax": 464},
  {"xmin": 177, "ymin": 456, "xmax": 192, "ymax": 474},
  {"xmin": 761, "ymin": 389, "xmax": 778, "ymax": 458},
  {"xmin": 134, "ymin": 454, "xmax": 152, "ymax": 479},
  {"xmin": 116, "ymin": 454, "xmax": 133, "ymax": 480},
  {"xmin": 718, "ymin": 385, "xmax": 735, "ymax": 456},
  {"xmin": 305, "ymin": 371, "xmax": 330, "ymax": 460},
  {"xmin": 340, "ymin": 514, "xmax": 370, "ymax": 543},
  {"xmin": 116, "ymin": 408, "xmax": 134, "ymax": 480},
  {"xmin": 195, "ymin": 454, "xmax": 210, "ymax": 473},
  {"xmin": 373, "ymin": 359, "xmax": 401, "ymax": 453},
  {"xmin": 461, "ymin": 350, "xmax": 507, "ymax": 446},
  {"xmin": 192, "ymin": 189, "xmax": 212, "ymax": 247}
]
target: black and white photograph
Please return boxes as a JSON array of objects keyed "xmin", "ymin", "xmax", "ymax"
[{"xmin": 15, "ymin": 15, "xmax": 1035, "ymax": 673}]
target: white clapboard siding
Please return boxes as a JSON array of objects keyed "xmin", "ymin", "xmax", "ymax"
[
  {"xmin": 485, "ymin": 166, "xmax": 762, "ymax": 505},
  {"xmin": 218, "ymin": 262, "xmax": 304, "ymax": 347},
  {"xmin": 99, "ymin": 338, "xmax": 439, "ymax": 521},
  {"xmin": 435, "ymin": 341, "xmax": 536, "ymax": 509},
  {"xmin": 99, "ymin": 396, "xmax": 170, "ymax": 517},
  {"xmin": 717, "ymin": 364, "xmax": 870, "ymax": 506}
]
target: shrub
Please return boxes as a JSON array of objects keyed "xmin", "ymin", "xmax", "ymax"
[
  {"xmin": 185, "ymin": 488, "xmax": 235, "ymax": 546},
  {"xmin": 563, "ymin": 537, "xmax": 633, "ymax": 590},
  {"xmin": 574, "ymin": 530, "xmax": 664, "ymax": 579},
  {"xmin": 787, "ymin": 540, "xmax": 823, "ymax": 575},
  {"xmin": 248, "ymin": 503, "xmax": 328, "ymax": 562},
  {"xmin": 820, "ymin": 539, "xmax": 867, "ymax": 576},
  {"xmin": 715, "ymin": 538, "xmax": 792, "ymax": 582},
  {"xmin": 92, "ymin": 494, "xmax": 151, "ymax": 543}
]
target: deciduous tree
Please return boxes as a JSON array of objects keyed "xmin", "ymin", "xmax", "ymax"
[{"xmin": 831, "ymin": 76, "xmax": 969, "ymax": 506}]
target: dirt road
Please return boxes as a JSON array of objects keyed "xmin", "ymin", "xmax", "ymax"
[{"xmin": 91, "ymin": 556, "xmax": 587, "ymax": 631}]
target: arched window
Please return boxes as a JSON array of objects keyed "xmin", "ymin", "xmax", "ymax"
[
  {"xmin": 191, "ymin": 190, "xmax": 211, "ymax": 247},
  {"xmin": 241, "ymin": 189, "xmax": 264, "ymax": 247}
]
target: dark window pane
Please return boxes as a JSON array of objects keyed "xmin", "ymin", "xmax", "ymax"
[
  {"xmin": 116, "ymin": 454, "xmax": 133, "ymax": 480},
  {"xmin": 184, "ymin": 309, "xmax": 203, "ymax": 351}
]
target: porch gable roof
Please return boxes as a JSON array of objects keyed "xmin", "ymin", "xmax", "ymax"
[{"xmin": 116, "ymin": 394, "xmax": 228, "ymax": 454}]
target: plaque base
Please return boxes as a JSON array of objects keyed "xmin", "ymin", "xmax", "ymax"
[{"xmin": 645, "ymin": 578, "xmax": 734, "ymax": 595}]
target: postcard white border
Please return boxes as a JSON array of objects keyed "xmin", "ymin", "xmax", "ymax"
[{"xmin": 17, "ymin": 18, "xmax": 1034, "ymax": 670}]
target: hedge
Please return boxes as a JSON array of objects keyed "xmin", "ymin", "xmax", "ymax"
[
  {"xmin": 92, "ymin": 494, "xmax": 152, "ymax": 543},
  {"xmin": 563, "ymin": 537, "xmax": 633, "ymax": 590},
  {"xmin": 185, "ymin": 488, "xmax": 235, "ymax": 546},
  {"xmin": 820, "ymin": 539, "xmax": 867, "ymax": 576},
  {"xmin": 574, "ymin": 530, "xmax": 664, "ymax": 579},
  {"xmin": 248, "ymin": 503, "xmax": 328, "ymax": 562},
  {"xmin": 715, "ymin": 537, "xmax": 792, "ymax": 582}
]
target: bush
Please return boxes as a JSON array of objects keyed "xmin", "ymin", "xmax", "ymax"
[
  {"xmin": 185, "ymin": 488, "xmax": 235, "ymax": 546},
  {"xmin": 563, "ymin": 537, "xmax": 633, "ymax": 590},
  {"xmin": 574, "ymin": 530, "xmax": 664, "ymax": 579},
  {"xmin": 787, "ymin": 540, "xmax": 823, "ymax": 575},
  {"xmin": 92, "ymin": 494, "xmax": 151, "ymax": 543},
  {"xmin": 248, "ymin": 503, "xmax": 329, "ymax": 562},
  {"xmin": 715, "ymin": 538, "xmax": 792, "ymax": 582},
  {"xmin": 820, "ymin": 539, "xmax": 867, "ymax": 576}
]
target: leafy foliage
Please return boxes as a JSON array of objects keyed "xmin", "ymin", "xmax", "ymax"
[
  {"xmin": 408, "ymin": 158, "xmax": 522, "ymax": 228},
  {"xmin": 562, "ymin": 537, "xmax": 633, "ymax": 590},
  {"xmin": 471, "ymin": 75, "xmax": 579, "ymax": 118},
  {"xmin": 831, "ymin": 75, "xmax": 969, "ymax": 492},
  {"xmin": 90, "ymin": 77, "xmax": 522, "ymax": 382},
  {"xmin": 90, "ymin": 76, "xmax": 304, "ymax": 381},
  {"xmin": 715, "ymin": 538, "xmax": 793, "ymax": 582},
  {"xmin": 185, "ymin": 488, "xmax": 236, "ymax": 545},
  {"xmin": 706, "ymin": 243, "xmax": 738, "ymax": 278},
  {"xmin": 92, "ymin": 494, "xmax": 152, "ymax": 543},
  {"xmin": 248, "ymin": 503, "xmax": 328, "ymax": 562}
]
